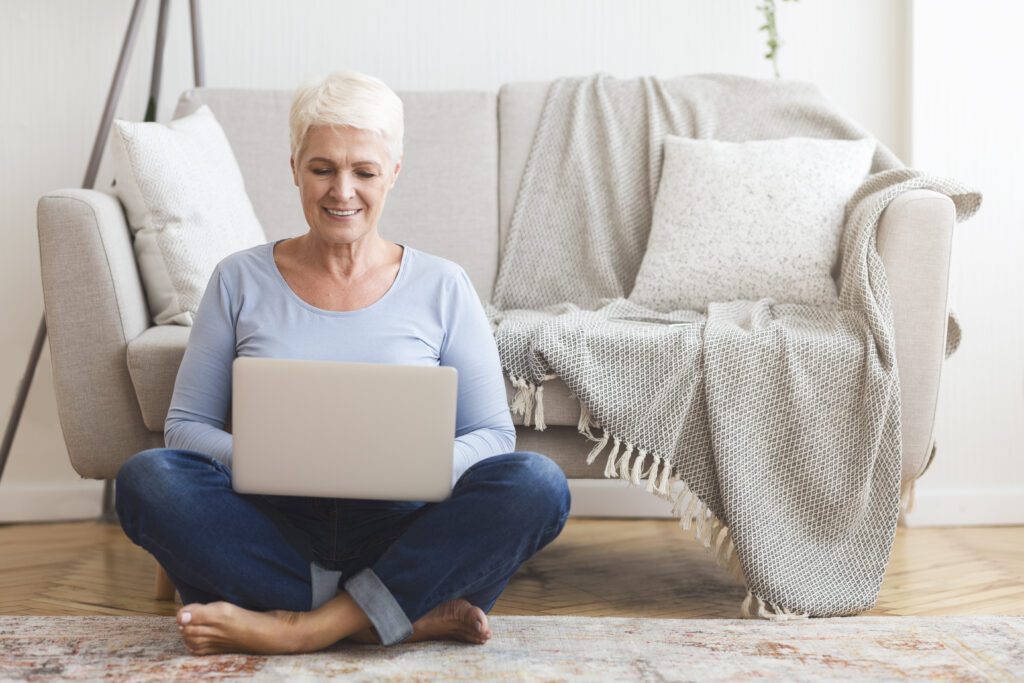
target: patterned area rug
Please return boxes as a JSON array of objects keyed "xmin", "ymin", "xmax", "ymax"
[{"xmin": 2, "ymin": 615, "xmax": 1021, "ymax": 681}]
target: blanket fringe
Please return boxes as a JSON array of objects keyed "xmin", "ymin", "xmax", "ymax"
[
  {"xmin": 618, "ymin": 443, "xmax": 635, "ymax": 480},
  {"xmin": 645, "ymin": 455, "xmax": 662, "ymax": 493},
  {"xmin": 603, "ymin": 436, "xmax": 622, "ymax": 478},
  {"xmin": 585, "ymin": 428, "xmax": 609, "ymax": 465},
  {"xmin": 577, "ymin": 399, "xmax": 600, "ymax": 441},
  {"xmin": 509, "ymin": 375, "xmax": 535, "ymax": 426},
  {"xmin": 507, "ymin": 373, "xmax": 556, "ymax": 430},
  {"xmin": 739, "ymin": 591, "xmax": 808, "ymax": 621},
  {"xmin": 630, "ymin": 448, "xmax": 648, "ymax": 485},
  {"xmin": 580, "ymin": 423, "xmax": 810, "ymax": 622},
  {"xmin": 534, "ymin": 383, "xmax": 547, "ymax": 431}
]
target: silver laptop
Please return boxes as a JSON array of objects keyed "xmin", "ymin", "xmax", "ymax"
[{"xmin": 231, "ymin": 357, "xmax": 458, "ymax": 502}]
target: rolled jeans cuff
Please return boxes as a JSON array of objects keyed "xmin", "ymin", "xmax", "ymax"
[
  {"xmin": 343, "ymin": 567, "xmax": 414, "ymax": 646},
  {"xmin": 310, "ymin": 561, "xmax": 343, "ymax": 610}
]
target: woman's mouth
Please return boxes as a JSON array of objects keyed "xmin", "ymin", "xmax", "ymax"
[{"xmin": 323, "ymin": 207, "xmax": 361, "ymax": 219}]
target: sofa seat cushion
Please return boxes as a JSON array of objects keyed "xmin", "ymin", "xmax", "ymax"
[
  {"xmin": 127, "ymin": 325, "xmax": 189, "ymax": 431},
  {"xmin": 128, "ymin": 324, "xmax": 583, "ymax": 434},
  {"xmin": 515, "ymin": 425, "xmax": 609, "ymax": 478}
]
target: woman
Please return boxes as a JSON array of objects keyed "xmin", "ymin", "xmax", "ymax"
[{"xmin": 114, "ymin": 70, "xmax": 571, "ymax": 656}]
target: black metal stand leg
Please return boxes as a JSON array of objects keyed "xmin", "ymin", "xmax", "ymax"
[
  {"xmin": 146, "ymin": 0, "xmax": 172, "ymax": 122},
  {"xmin": 100, "ymin": 480, "xmax": 119, "ymax": 524},
  {"xmin": 190, "ymin": 0, "xmax": 206, "ymax": 87},
  {"xmin": 84, "ymin": 0, "xmax": 150, "ymax": 189},
  {"xmin": 0, "ymin": 317, "xmax": 48, "ymax": 481}
]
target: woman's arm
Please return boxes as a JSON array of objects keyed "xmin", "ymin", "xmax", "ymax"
[
  {"xmin": 164, "ymin": 264, "xmax": 237, "ymax": 468},
  {"xmin": 440, "ymin": 267, "xmax": 517, "ymax": 487}
]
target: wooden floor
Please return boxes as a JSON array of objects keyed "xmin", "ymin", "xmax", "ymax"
[{"xmin": 1, "ymin": 517, "xmax": 1022, "ymax": 618}]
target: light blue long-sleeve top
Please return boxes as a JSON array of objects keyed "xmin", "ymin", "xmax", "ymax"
[{"xmin": 164, "ymin": 239, "xmax": 516, "ymax": 489}]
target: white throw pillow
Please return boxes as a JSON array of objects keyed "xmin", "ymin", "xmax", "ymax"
[
  {"xmin": 111, "ymin": 104, "xmax": 267, "ymax": 325},
  {"xmin": 628, "ymin": 135, "xmax": 875, "ymax": 312}
]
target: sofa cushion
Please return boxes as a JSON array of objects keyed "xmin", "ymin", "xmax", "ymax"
[
  {"xmin": 111, "ymin": 105, "xmax": 267, "ymax": 325},
  {"xmin": 127, "ymin": 325, "xmax": 189, "ymax": 431},
  {"xmin": 174, "ymin": 88, "xmax": 501, "ymax": 302},
  {"xmin": 514, "ymin": 425, "xmax": 610, "ymax": 479},
  {"xmin": 629, "ymin": 135, "xmax": 875, "ymax": 312}
]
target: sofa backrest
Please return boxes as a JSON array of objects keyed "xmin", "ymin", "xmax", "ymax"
[{"xmin": 174, "ymin": 88, "xmax": 501, "ymax": 301}]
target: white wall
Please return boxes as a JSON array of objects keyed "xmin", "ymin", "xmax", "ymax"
[
  {"xmin": 1, "ymin": 0, "xmax": 916, "ymax": 521},
  {"xmin": 901, "ymin": 0, "xmax": 1024, "ymax": 526}
]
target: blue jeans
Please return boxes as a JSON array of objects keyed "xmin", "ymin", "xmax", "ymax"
[{"xmin": 114, "ymin": 448, "xmax": 571, "ymax": 646}]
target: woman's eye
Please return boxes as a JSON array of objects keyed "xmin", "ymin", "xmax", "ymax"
[{"xmin": 311, "ymin": 168, "xmax": 375, "ymax": 178}]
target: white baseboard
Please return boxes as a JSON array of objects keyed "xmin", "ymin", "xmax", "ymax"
[
  {"xmin": 0, "ymin": 481, "xmax": 105, "ymax": 523},
  {"xmin": 1, "ymin": 479, "xmax": 1019, "ymax": 527},
  {"xmin": 902, "ymin": 488, "xmax": 1024, "ymax": 527},
  {"xmin": 569, "ymin": 479, "xmax": 1024, "ymax": 527}
]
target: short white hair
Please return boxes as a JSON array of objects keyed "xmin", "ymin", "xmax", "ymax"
[{"xmin": 289, "ymin": 70, "xmax": 404, "ymax": 165}]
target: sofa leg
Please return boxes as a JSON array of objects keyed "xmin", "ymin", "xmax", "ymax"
[{"xmin": 155, "ymin": 561, "xmax": 176, "ymax": 601}]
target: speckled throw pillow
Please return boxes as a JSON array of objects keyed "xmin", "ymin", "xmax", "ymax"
[
  {"xmin": 628, "ymin": 135, "xmax": 875, "ymax": 312},
  {"xmin": 111, "ymin": 105, "xmax": 267, "ymax": 325}
]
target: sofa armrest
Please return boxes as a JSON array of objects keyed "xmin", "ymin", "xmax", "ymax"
[
  {"xmin": 37, "ymin": 189, "xmax": 162, "ymax": 480},
  {"xmin": 874, "ymin": 188, "xmax": 956, "ymax": 483}
]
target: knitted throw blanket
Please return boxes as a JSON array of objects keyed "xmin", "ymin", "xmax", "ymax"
[{"xmin": 486, "ymin": 74, "xmax": 981, "ymax": 618}]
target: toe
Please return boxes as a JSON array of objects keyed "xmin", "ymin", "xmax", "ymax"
[
  {"xmin": 178, "ymin": 603, "xmax": 212, "ymax": 625},
  {"xmin": 180, "ymin": 601, "xmax": 235, "ymax": 626},
  {"xmin": 177, "ymin": 604, "xmax": 198, "ymax": 625},
  {"xmin": 185, "ymin": 633, "xmax": 220, "ymax": 656},
  {"xmin": 182, "ymin": 624, "xmax": 215, "ymax": 639}
]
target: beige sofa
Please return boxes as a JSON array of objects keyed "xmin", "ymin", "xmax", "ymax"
[{"xmin": 37, "ymin": 82, "xmax": 953, "ymax": 500}]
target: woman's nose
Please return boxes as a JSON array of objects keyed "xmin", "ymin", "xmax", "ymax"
[{"xmin": 331, "ymin": 173, "xmax": 356, "ymax": 200}]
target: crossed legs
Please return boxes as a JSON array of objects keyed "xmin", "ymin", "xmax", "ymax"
[{"xmin": 115, "ymin": 448, "xmax": 570, "ymax": 654}]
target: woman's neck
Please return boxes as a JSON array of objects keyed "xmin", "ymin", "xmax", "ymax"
[{"xmin": 289, "ymin": 233, "xmax": 390, "ymax": 282}]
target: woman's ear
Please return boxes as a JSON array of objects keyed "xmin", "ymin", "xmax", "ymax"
[
  {"xmin": 290, "ymin": 155, "xmax": 298, "ymax": 187},
  {"xmin": 390, "ymin": 157, "xmax": 402, "ymax": 190}
]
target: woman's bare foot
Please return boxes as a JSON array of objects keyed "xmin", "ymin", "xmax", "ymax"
[
  {"xmin": 346, "ymin": 598, "xmax": 492, "ymax": 646},
  {"xmin": 407, "ymin": 598, "xmax": 491, "ymax": 645},
  {"xmin": 177, "ymin": 596, "xmax": 491, "ymax": 655},
  {"xmin": 177, "ymin": 602, "xmax": 304, "ymax": 656}
]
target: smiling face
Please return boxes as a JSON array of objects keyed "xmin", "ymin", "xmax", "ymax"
[{"xmin": 290, "ymin": 124, "xmax": 401, "ymax": 248}]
